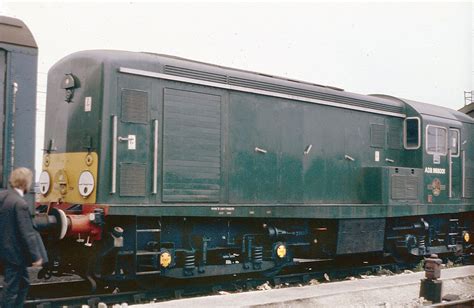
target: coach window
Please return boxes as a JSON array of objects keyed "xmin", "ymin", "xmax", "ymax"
[
  {"xmin": 448, "ymin": 129, "xmax": 460, "ymax": 157},
  {"xmin": 426, "ymin": 125, "xmax": 447, "ymax": 155},
  {"xmin": 404, "ymin": 117, "xmax": 420, "ymax": 149}
]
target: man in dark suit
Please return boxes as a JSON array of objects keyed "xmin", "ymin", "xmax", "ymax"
[{"xmin": 0, "ymin": 167, "xmax": 43, "ymax": 308}]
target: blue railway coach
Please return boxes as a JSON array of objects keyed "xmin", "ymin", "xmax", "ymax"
[{"xmin": 0, "ymin": 16, "xmax": 37, "ymax": 196}]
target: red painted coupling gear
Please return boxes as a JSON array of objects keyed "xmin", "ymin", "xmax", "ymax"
[
  {"xmin": 66, "ymin": 214, "xmax": 102, "ymax": 241},
  {"xmin": 35, "ymin": 203, "xmax": 108, "ymax": 242}
]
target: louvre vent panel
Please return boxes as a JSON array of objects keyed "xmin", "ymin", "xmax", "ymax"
[
  {"xmin": 161, "ymin": 66, "xmax": 404, "ymax": 115},
  {"xmin": 391, "ymin": 175, "xmax": 419, "ymax": 200},
  {"xmin": 163, "ymin": 88, "xmax": 221, "ymax": 202},
  {"xmin": 465, "ymin": 178, "xmax": 474, "ymax": 198},
  {"xmin": 120, "ymin": 163, "xmax": 147, "ymax": 196},
  {"xmin": 227, "ymin": 76, "xmax": 404, "ymax": 114},
  {"xmin": 370, "ymin": 124, "xmax": 385, "ymax": 148},
  {"xmin": 121, "ymin": 89, "xmax": 148, "ymax": 124},
  {"xmin": 405, "ymin": 177, "xmax": 419, "ymax": 199},
  {"xmin": 391, "ymin": 176, "xmax": 405, "ymax": 200},
  {"xmin": 465, "ymin": 166, "xmax": 474, "ymax": 178},
  {"xmin": 388, "ymin": 125, "xmax": 402, "ymax": 149},
  {"xmin": 164, "ymin": 65, "xmax": 227, "ymax": 84}
]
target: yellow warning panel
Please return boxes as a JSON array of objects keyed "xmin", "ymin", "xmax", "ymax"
[{"xmin": 38, "ymin": 152, "xmax": 98, "ymax": 204}]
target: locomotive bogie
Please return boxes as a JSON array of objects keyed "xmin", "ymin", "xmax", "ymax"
[{"xmin": 43, "ymin": 214, "xmax": 473, "ymax": 280}]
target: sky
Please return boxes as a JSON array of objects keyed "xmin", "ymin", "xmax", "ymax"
[{"xmin": 0, "ymin": 1, "xmax": 473, "ymax": 178}]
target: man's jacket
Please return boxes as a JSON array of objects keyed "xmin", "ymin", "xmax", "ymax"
[{"xmin": 0, "ymin": 189, "xmax": 42, "ymax": 266}]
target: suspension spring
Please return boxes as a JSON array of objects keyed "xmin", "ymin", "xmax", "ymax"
[
  {"xmin": 417, "ymin": 235, "xmax": 426, "ymax": 254},
  {"xmin": 184, "ymin": 250, "xmax": 195, "ymax": 276},
  {"xmin": 418, "ymin": 235, "xmax": 425, "ymax": 249},
  {"xmin": 252, "ymin": 246, "xmax": 263, "ymax": 270}
]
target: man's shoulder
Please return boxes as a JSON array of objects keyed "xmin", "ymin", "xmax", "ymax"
[
  {"xmin": 0, "ymin": 189, "xmax": 9, "ymax": 198},
  {"xmin": 1, "ymin": 189, "xmax": 26, "ymax": 206}
]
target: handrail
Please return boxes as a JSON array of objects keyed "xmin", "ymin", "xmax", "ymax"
[
  {"xmin": 448, "ymin": 148, "xmax": 452, "ymax": 198},
  {"xmin": 462, "ymin": 150, "xmax": 466, "ymax": 198},
  {"xmin": 153, "ymin": 119, "xmax": 158, "ymax": 194},
  {"xmin": 111, "ymin": 115, "xmax": 117, "ymax": 194}
]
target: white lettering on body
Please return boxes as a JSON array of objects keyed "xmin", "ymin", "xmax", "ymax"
[{"xmin": 424, "ymin": 167, "xmax": 446, "ymax": 174}]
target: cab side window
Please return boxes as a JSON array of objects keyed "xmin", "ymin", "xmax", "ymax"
[
  {"xmin": 404, "ymin": 117, "xmax": 420, "ymax": 149},
  {"xmin": 426, "ymin": 125, "xmax": 447, "ymax": 155},
  {"xmin": 448, "ymin": 129, "xmax": 460, "ymax": 157}
]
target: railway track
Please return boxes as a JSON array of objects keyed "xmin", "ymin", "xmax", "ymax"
[
  {"xmin": 21, "ymin": 257, "xmax": 428, "ymax": 308},
  {"xmin": 431, "ymin": 298, "xmax": 474, "ymax": 308},
  {"xmin": 18, "ymin": 252, "xmax": 474, "ymax": 307}
]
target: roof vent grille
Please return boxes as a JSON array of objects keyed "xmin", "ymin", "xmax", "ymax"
[
  {"xmin": 164, "ymin": 65, "xmax": 227, "ymax": 84},
  {"xmin": 163, "ymin": 66, "xmax": 404, "ymax": 115}
]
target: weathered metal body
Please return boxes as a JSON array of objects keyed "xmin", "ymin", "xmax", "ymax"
[
  {"xmin": 36, "ymin": 50, "xmax": 474, "ymax": 281},
  {"xmin": 0, "ymin": 16, "xmax": 37, "ymax": 195}
]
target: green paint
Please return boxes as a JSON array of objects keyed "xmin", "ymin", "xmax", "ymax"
[{"xmin": 43, "ymin": 51, "xmax": 474, "ymax": 221}]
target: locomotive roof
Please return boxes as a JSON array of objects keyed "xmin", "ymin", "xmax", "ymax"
[
  {"xmin": 403, "ymin": 99, "xmax": 473, "ymax": 123},
  {"xmin": 371, "ymin": 94, "xmax": 473, "ymax": 123},
  {"xmin": 142, "ymin": 51, "xmax": 407, "ymax": 115},
  {"xmin": 56, "ymin": 50, "xmax": 406, "ymax": 116},
  {"xmin": 0, "ymin": 16, "xmax": 37, "ymax": 48},
  {"xmin": 56, "ymin": 50, "xmax": 470, "ymax": 122}
]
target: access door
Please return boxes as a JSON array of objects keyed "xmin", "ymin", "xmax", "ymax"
[
  {"xmin": 114, "ymin": 75, "xmax": 154, "ymax": 202},
  {"xmin": 448, "ymin": 128, "xmax": 461, "ymax": 199},
  {"xmin": 162, "ymin": 88, "xmax": 222, "ymax": 203}
]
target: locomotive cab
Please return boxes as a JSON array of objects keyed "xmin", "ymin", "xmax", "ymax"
[
  {"xmin": 403, "ymin": 100, "xmax": 471, "ymax": 204},
  {"xmin": 380, "ymin": 99, "xmax": 474, "ymax": 258}
]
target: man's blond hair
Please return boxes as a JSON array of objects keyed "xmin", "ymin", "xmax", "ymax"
[{"xmin": 9, "ymin": 167, "xmax": 33, "ymax": 191}]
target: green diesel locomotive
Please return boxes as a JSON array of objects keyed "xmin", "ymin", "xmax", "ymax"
[{"xmin": 36, "ymin": 50, "xmax": 473, "ymax": 284}]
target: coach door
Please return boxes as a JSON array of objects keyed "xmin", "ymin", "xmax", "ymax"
[
  {"xmin": 0, "ymin": 50, "xmax": 5, "ymax": 188},
  {"xmin": 113, "ymin": 75, "xmax": 155, "ymax": 202},
  {"xmin": 448, "ymin": 128, "xmax": 461, "ymax": 199}
]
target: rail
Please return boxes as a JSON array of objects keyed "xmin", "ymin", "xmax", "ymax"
[
  {"xmin": 23, "ymin": 258, "xmax": 440, "ymax": 308},
  {"xmin": 431, "ymin": 298, "xmax": 474, "ymax": 307}
]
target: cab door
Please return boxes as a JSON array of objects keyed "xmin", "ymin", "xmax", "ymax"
[
  {"xmin": 448, "ymin": 128, "xmax": 461, "ymax": 199},
  {"xmin": 114, "ymin": 75, "xmax": 153, "ymax": 203}
]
